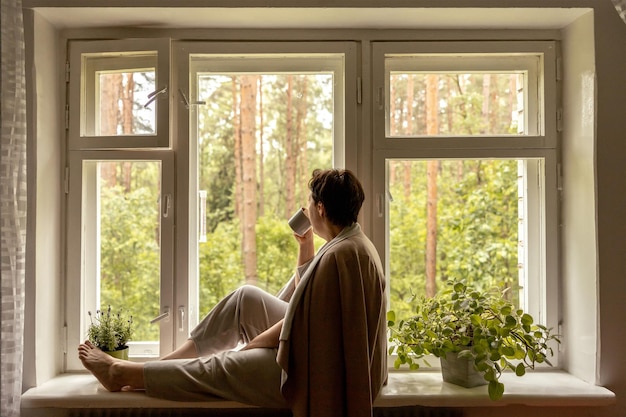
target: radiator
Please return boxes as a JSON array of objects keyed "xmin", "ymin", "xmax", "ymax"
[
  {"xmin": 67, "ymin": 409, "xmax": 292, "ymax": 417},
  {"xmin": 63, "ymin": 407, "xmax": 461, "ymax": 417},
  {"xmin": 375, "ymin": 407, "xmax": 463, "ymax": 417}
]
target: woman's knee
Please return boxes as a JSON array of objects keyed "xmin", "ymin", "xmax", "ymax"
[
  {"xmin": 236, "ymin": 285, "xmax": 287, "ymax": 317},
  {"xmin": 237, "ymin": 285, "xmax": 266, "ymax": 302}
]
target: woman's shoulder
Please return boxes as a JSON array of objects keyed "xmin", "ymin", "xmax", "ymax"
[{"xmin": 327, "ymin": 230, "xmax": 377, "ymax": 257}]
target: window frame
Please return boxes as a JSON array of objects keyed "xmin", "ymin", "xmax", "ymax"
[
  {"xmin": 371, "ymin": 41, "xmax": 557, "ymax": 150},
  {"xmin": 63, "ymin": 36, "xmax": 561, "ymax": 370},
  {"xmin": 172, "ymin": 41, "xmax": 358, "ymax": 346},
  {"xmin": 370, "ymin": 41, "xmax": 560, "ymax": 368},
  {"xmin": 65, "ymin": 149, "xmax": 175, "ymax": 370},
  {"xmin": 67, "ymin": 38, "xmax": 171, "ymax": 149}
]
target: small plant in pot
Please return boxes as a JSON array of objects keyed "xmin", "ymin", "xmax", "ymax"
[
  {"xmin": 87, "ymin": 306, "xmax": 133, "ymax": 360},
  {"xmin": 387, "ymin": 280, "xmax": 560, "ymax": 401}
]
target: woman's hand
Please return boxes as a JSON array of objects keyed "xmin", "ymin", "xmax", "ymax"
[
  {"xmin": 295, "ymin": 225, "xmax": 315, "ymax": 267},
  {"xmin": 241, "ymin": 319, "xmax": 283, "ymax": 351}
]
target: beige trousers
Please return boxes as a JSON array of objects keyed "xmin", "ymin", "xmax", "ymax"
[{"xmin": 144, "ymin": 285, "xmax": 289, "ymax": 407}]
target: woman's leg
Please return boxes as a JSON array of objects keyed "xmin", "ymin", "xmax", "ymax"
[
  {"xmin": 190, "ymin": 285, "xmax": 288, "ymax": 356},
  {"xmin": 144, "ymin": 348, "xmax": 287, "ymax": 407},
  {"xmin": 159, "ymin": 339, "xmax": 198, "ymax": 360},
  {"xmin": 78, "ymin": 341, "xmax": 145, "ymax": 391},
  {"xmin": 80, "ymin": 285, "xmax": 288, "ymax": 390}
]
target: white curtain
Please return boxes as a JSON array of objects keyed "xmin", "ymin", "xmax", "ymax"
[{"xmin": 1, "ymin": 0, "xmax": 27, "ymax": 416}]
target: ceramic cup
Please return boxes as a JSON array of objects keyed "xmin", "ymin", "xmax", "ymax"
[{"xmin": 288, "ymin": 207, "xmax": 312, "ymax": 236}]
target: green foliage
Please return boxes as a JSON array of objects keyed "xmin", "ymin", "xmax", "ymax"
[
  {"xmin": 198, "ymin": 220, "xmax": 244, "ymax": 318},
  {"xmin": 198, "ymin": 215, "xmax": 325, "ymax": 317},
  {"xmin": 438, "ymin": 160, "xmax": 519, "ymax": 297},
  {"xmin": 99, "ymin": 176, "xmax": 160, "ymax": 342},
  {"xmin": 87, "ymin": 306, "xmax": 133, "ymax": 352},
  {"xmin": 388, "ymin": 159, "xmax": 520, "ymax": 321},
  {"xmin": 255, "ymin": 215, "xmax": 301, "ymax": 294},
  {"xmin": 97, "ymin": 73, "xmax": 527, "ymax": 353},
  {"xmin": 388, "ymin": 280, "xmax": 561, "ymax": 401}
]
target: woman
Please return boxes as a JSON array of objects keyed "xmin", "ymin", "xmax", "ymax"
[{"xmin": 79, "ymin": 168, "xmax": 387, "ymax": 417}]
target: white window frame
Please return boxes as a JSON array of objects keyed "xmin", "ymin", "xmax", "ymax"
[
  {"xmin": 64, "ymin": 36, "xmax": 560, "ymax": 370},
  {"xmin": 172, "ymin": 41, "xmax": 358, "ymax": 346},
  {"xmin": 370, "ymin": 41, "xmax": 560, "ymax": 367},
  {"xmin": 65, "ymin": 150, "xmax": 175, "ymax": 370},
  {"xmin": 67, "ymin": 39, "xmax": 171, "ymax": 149},
  {"xmin": 372, "ymin": 41, "xmax": 557, "ymax": 150}
]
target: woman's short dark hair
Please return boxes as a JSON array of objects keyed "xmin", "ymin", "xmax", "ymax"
[{"xmin": 308, "ymin": 169, "xmax": 365, "ymax": 227}]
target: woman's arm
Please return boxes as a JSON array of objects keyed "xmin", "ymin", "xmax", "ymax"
[
  {"xmin": 241, "ymin": 319, "xmax": 284, "ymax": 350},
  {"xmin": 293, "ymin": 228, "xmax": 315, "ymax": 286}
]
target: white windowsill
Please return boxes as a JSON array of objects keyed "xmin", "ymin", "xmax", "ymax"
[
  {"xmin": 378, "ymin": 370, "xmax": 615, "ymax": 407},
  {"xmin": 21, "ymin": 370, "xmax": 614, "ymax": 413}
]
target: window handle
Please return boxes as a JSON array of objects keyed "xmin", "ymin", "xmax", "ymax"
[
  {"xmin": 150, "ymin": 307, "xmax": 170, "ymax": 324},
  {"xmin": 162, "ymin": 193, "xmax": 171, "ymax": 218},
  {"xmin": 144, "ymin": 86, "xmax": 168, "ymax": 108},
  {"xmin": 178, "ymin": 306, "xmax": 185, "ymax": 332},
  {"xmin": 179, "ymin": 88, "xmax": 206, "ymax": 109}
]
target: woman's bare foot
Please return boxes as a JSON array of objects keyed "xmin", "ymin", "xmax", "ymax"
[{"xmin": 78, "ymin": 341, "xmax": 125, "ymax": 392}]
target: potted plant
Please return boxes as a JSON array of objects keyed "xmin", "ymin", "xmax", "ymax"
[
  {"xmin": 387, "ymin": 280, "xmax": 560, "ymax": 400},
  {"xmin": 87, "ymin": 306, "xmax": 133, "ymax": 360}
]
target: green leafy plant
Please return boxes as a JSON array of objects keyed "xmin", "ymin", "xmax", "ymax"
[
  {"xmin": 387, "ymin": 280, "xmax": 561, "ymax": 400},
  {"xmin": 87, "ymin": 306, "xmax": 133, "ymax": 352}
]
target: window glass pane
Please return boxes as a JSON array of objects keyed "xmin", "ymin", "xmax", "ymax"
[
  {"xmin": 388, "ymin": 72, "xmax": 524, "ymax": 137},
  {"xmin": 84, "ymin": 160, "xmax": 162, "ymax": 356},
  {"xmin": 81, "ymin": 52, "xmax": 157, "ymax": 137},
  {"xmin": 387, "ymin": 159, "xmax": 525, "ymax": 319},
  {"xmin": 194, "ymin": 73, "xmax": 333, "ymax": 318}
]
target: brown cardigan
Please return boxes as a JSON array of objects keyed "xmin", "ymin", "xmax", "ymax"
[{"xmin": 277, "ymin": 224, "xmax": 387, "ymax": 417}]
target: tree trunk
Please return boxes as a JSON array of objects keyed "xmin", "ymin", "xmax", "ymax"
[
  {"xmin": 284, "ymin": 76, "xmax": 296, "ymax": 219},
  {"xmin": 295, "ymin": 77, "xmax": 308, "ymax": 207},
  {"xmin": 232, "ymin": 78, "xmax": 242, "ymax": 222},
  {"xmin": 100, "ymin": 74, "xmax": 122, "ymax": 187},
  {"xmin": 388, "ymin": 79, "xmax": 399, "ymax": 202},
  {"xmin": 240, "ymin": 75, "xmax": 259, "ymax": 286},
  {"xmin": 122, "ymin": 74, "xmax": 134, "ymax": 193},
  {"xmin": 390, "ymin": 78, "xmax": 397, "ymax": 135},
  {"xmin": 122, "ymin": 73, "xmax": 134, "ymax": 135},
  {"xmin": 489, "ymin": 76, "xmax": 498, "ymax": 134},
  {"xmin": 481, "ymin": 74, "xmax": 491, "ymax": 134},
  {"xmin": 425, "ymin": 74, "xmax": 439, "ymax": 298},
  {"xmin": 258, "ymin": 78, "xmax": 265, "ymax": 217},
  {"xmin": 403, "ymin": 76, "xmax": 414, "ymax": 199}
]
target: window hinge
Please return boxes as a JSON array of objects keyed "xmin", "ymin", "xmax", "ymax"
[
  {"xmin": 556, "ymin": 56, "xmax": 562, "ymax": 82},
  {"xmin": 557, "ymin": 162, "xmax": 563, "ymax": 192},
  {"xmin": 64, "ymin": 166, "xmax": 69, "ymax": 194},
  {"xmin": 356, "ymin": 77, "xmax": 362, "ymax": 104},
  {"xmin": 65, "ymin": 61, "xmax": 70, "ymax": 83},
  {"xmin": 65, "ymin": 104, "xmax": 70, "ymax": 130},
  {"xmin": 556, "ymin": 108, "xmax": 563, "ymax": 133}
]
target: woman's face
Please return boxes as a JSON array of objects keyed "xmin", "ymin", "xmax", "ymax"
[{"xmin": 306, "ymin": 194, "xmax": 323, "ymax": 233}]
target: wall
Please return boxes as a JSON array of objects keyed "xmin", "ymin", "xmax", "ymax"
[
  {"xmin": 561, "ymin": 9, "xmax": 598, "ymax": 384},
  {"xmin": 23, "ymin": 10, "xmax": 64, "ymax": 388},
  {"xmin": 594, "ymin": 1, "xmax": 626, "ymax": 415}
]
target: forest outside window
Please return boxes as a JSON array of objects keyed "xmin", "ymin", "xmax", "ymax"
[
  {"xmin": 179, "ymin": 43, "xmax": 355, "ymax": 333},
  {"xmin": 64, "ymin": 38, "xmax": 560, "ymax": 369},
  {"xmin": 371, "ymin": 41, "xmax": 560, "ymax": 366}
]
